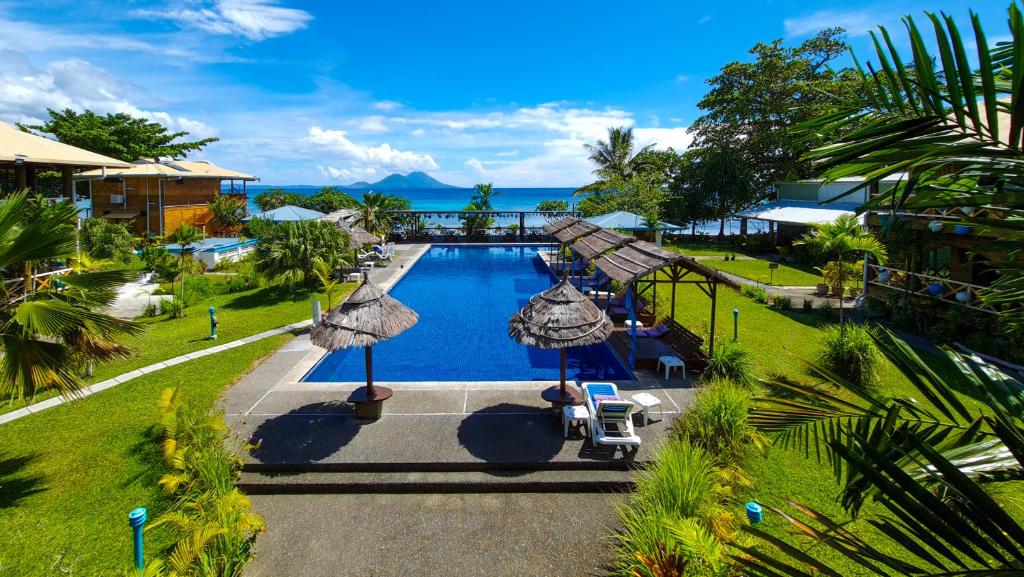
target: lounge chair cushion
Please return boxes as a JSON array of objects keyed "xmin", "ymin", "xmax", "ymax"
[
  {"xmin": 637, "ymin": 325, "xmax": 670, "ymax": 338},
  {"xmin": 592, "ymin": 394, "xmax": 619, "ymax": 404}
]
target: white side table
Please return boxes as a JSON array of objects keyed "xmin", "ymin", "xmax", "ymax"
[
  {"xmin": 657, "ymin": 355, "xmax": 686, "ymax": 380},
  {"xmin": 623, "ymin": 319, "xmax": 644, "ymax": 330},
  {"xmin": 630, "ymin": 392, "xmax": 663, "ymax": 426},
  {"xmin": 347, "ymin": 272, "xmax": 363, "ymax": 282},
  {"xmin": 360, "ymin": 261, "xmax": 374, "ymax": 271},
  {"xmin": 562, "ymin": 404, "xmax": 589, "ymax": 438}
]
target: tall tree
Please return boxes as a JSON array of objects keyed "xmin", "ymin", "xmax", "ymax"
[
  {"xmin": 471, "ymin": 183, "xmax": 499, "ymax": 209},
  {"xmin": 692, "ymin": 29, "xmax": 857, "ymax": 197},
  {"xmin": 663, "ymin": 150, "xmax": 718, "ymax": 238},
  {"xmin": 19, "ymin": 109, "xmax": 218, "ymax": 161},
  {"xmin": 575, "ymin": 127, "xmax": 656, "ymax": 196}
]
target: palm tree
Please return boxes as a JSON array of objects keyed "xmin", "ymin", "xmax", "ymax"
[
  {"xmin": 738, "ymin": 328, "xmax": 1024, "ymax": 575},
  {"xmin": 257, "ymin": 220, "xmax": 349, "ymax": 290},
  {"xmin": 575, "ymin": 127, "xmax": 655, "ymax": 196},
  {"xmin": 311, "ymin": 256, "xmax": 341, "ymax": 309},
  {"xmin": 166, "ymin": 223, "xmax": 203, "ymax": 317},
  {"xmin": 471, "ymin": 183, "xmax": 498, "ymax": 210},
  {"xmin": 0, "ymin": 191, "xmax": 143, "ymax": 402},
  {"xmin": 795, "ymin": 214, "xmax": 886, "ymax": 324},
  {"xmin": 354, "ymin": 191, "xmax": 395, "ymax": 240},
  {"xmin": 795, "ymin": 5, "xmax": 1024, "ymax": 332}
]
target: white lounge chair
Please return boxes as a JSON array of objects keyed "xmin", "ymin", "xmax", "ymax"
[{"xmin": 582, "ymin": 382, "xmax": 641, "ymax": 451}]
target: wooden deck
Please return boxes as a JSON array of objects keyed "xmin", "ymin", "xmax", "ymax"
[{"xmin": 609, "ymin": 320, "xmax": 709, "ymax": 372}]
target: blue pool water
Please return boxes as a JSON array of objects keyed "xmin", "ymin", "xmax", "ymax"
[{"xmin": 303, "ymin": 245, "xmax": 633, "ymax": 382}]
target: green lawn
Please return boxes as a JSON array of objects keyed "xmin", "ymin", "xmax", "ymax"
[
  {"xmin": 0, "ymin": 333, "xmax": 292, "ymax": 577},
  {"xmin": 704, "ymin": 257, "xmax": 823, "ymax": 287},
  {"xmin": 0, "ymin": 280, "xmax": 352, "ymax": 416}
]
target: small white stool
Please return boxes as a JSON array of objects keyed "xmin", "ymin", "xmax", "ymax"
[
  {"xmin": 360, "ymin": 261, "xmax": 374, "ymax": 271},
  {"xmin": 584, "ymin": 288, "xmax": 613, "ymax": 298},
  {"xmin": 562, "ymin": 404, "xmax": 589, "ymax": 438},
  {"xmin": 630, "ymin": 392, "xmax": 663, "ymax": 426},
  {"xmin": 347, "ymin": 272, "xmax": 363, "ymax": 282},
  {"xmin": 623, "ymin": 319, "xmax": 644, "ymax": 330},
  {"xmin": 657, "ymin": 355, "xmax": 686, "ymax": 380}
]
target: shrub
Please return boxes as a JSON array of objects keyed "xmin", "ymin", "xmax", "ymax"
[
  {"xmin": 740, "ymin": 285, "xmax": 768, "ymax": 304},
  {"xmin": 802, "ymin": 298, "xmax": 813, "ymax": 312},
  {"xmin": 771, "ymin": 294, "xmax": 792, "ymax": 311},
  {"xmin": 613, "ymin": 441, "xmax": 745, "ymax": 577},
  {"xmin": 816, "ymin": 324, "xmax": 880, "ymax": 388},
  {"xmin": 243, "ymin": 216, "xmax": 278, "ymax": 239},
  {"xmin": 536, "ymin": 199, "xmax": 569, "ymax": 212},
  {"xmin": 819, "ymin": 299, "xmax": 835, "ymax": 318},
  {"xmin": 704, "ymin": 341, "xmax": 756, "ymax": 386},
  {"xmin": 225, "ymin": 259, "xmax": 263, "ymax": 293},
  {"xmin": 676, "ymin": 379, "xmax": 763, "ymax": 463},
  {"xmin": 142, "ymin": 388, "xmax": 264, "ymax": 576},
  {"xmin": 79, "ymin": 218, "xmax": 135, "ymax": 263},
  {"xmin": 209, "ymin": 193, "xmax": 247, "ymax": 229}
]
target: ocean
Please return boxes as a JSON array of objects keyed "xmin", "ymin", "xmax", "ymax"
[{"xmin": 232, "ymin": 185, "xmax": 762, "ymax": 235}]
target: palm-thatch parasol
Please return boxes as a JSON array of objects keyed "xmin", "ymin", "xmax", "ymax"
[
  {"xmin": 509, "ymin": 279, "xmax": 613, "ymax": 405},
  {"xmin": 310, "ymin": 277, "xmax": 418, "ymax": 417},
  {"xmin": 344, "ymin": 225, "xmax": 379, "ymax": 249}
]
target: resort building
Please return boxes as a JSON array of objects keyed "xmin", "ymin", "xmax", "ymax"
[{"xmin": 74, "ymin": 158, "xmax": 257, "ymax": 237}]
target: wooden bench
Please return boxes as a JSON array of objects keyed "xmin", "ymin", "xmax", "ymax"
[{"xmin": 608, "ymin": 319, "xmax": 708, "ymax": 373}]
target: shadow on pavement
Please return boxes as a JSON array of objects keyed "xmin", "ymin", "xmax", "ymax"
[
  {"xmin": 457, "ymin": 403, "xmax": 564, "ymax": 471},
  {"xmin": 250, "ymin": 402, "xmax": 361, "ymax": 465}
]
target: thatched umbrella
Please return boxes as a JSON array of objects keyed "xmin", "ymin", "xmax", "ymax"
[
  {"xmin": 509, "ymin": 279, "xmax": 613, "ymax": 405},
  {"xmin": 344, "ymin": 225, "xmax": 378, "ymax": 249},
  {"xmin": 310, "ymin": 277, "xmax": 418, "ymax": 418}
]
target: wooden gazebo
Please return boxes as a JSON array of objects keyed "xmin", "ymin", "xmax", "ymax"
[{"xmin": 551, "ymin": 220, "xmax": 600, "ymax": 276}]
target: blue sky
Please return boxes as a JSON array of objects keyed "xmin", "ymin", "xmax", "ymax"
[{"xmin": 0, "ymin": 0, "xmax": 1008, "ymax": 186}]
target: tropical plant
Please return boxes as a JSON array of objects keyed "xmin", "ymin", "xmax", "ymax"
[
  {"xmin": 614, "ymin": 441, "xmax": 747, "ymax": 577},
  {"xmin": 166, "ymin": 223, "xmax": 203, "ymax": 318},
  {"xmin": 704, "ymin": 341, "xmax": 755, "ymax": 386},
  {"xmin": 575, "ymin": 127, "xmax": 656, "ymax": 196},
  {"xmin": 816, "ymin": 323, "xmax": 880, "ymax": 388},
  {"xmin": 471, "ymin": 183, "xmax": 498, "ymax": 209},
  {"xmin": 738, "ymin": 327, "xmax": 1024, "ymax": 575},
  {"xmin": 209, "ymin": 193, "xmax": 247, "ymax": 230},
  {"xmin": 146, "ymin": 387, "xmax": 265, "ymax": 577},
  {"xmin": 256, "ymin": 220, "xmax": 350, "ymax": 290},
  {"xmin": 675, "ymin": 378, "xmax": 764, "ymax": 463},
  {"xmin": 354, "ymin": 191, "xmax": 396, "ymax": 238},
  {"xmin": 795, "ymin": 214, "xmax": 886, "ymax": 323},
  {"xmin": 18, "ymin": 109, "xmax": 217, "ymax": 162},
  {"xmin": 0, "ymin": 191, "xmax": 143, "ymax": 402},
  {"xmin": 311, "ymin": 256, "xmax": 341, "ymax": 309},
  {"xmin": 535, "ymin": 199, "xmax": 569, "ymax": 212},
  {"xmin": 793, "ymin": 4, "xmax": 1024, "ymax": 334},
  {"xmin": 252, "ymin": 188, "xmax": 302, "ymax": 212},
  {"xmin": 460, "ymin": 197, "xmax": 494, "ymax": 236},
  {"xmin": 304, "ymin": 187, "xmax": 360, "ymax": 214},
  {"xmin": 78, "ymin": 217, "xmax": 135, "ymax": 264}
]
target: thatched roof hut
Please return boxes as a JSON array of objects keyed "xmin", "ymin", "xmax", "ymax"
[
  {"xmin": 571, "ymin": 228, "xmax": 634, "ymax": 261},
  {"xmin": 341, "ymin": 225, "xmax": 378, "ymax": 249},
  {"xmin": 311, "ymin": 280, "xmax": 418, "ymax": 350},
  {"xmin": 509, "ymin": 279, "xmax": 613, "ymax": 349},
  {"xmin": 542, "ymin": 216, "xmax": 579, "ymax": 235},
  {"xmin": 553, "ymin": 221, "xmax": 600, "ymax": 244}
]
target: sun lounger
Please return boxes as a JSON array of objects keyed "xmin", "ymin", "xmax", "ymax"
[{"xmin": 582, "ymin": 382, "xmax": 641, "ymax": 451}]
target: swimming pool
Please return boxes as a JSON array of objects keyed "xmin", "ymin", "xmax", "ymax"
[{"xmin": 304, "ymin": 245, "xmax": 633, "ymax": 382}]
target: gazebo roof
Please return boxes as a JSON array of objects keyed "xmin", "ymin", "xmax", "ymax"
[
  {"xmin": 508, "ymin": 279, "xmax": 613, "ymax": 349},
  {"xmin": 553, "ymin": 220, "xmax": 600, "ymax": 244},
  {"xmin": 310, "ymin": 279, "xmax": 418, "ymax": 350},
  {"xmin": 593, "ymin": 240, "xmax": 684, "ymax": 282},
  {"xmin": 571, "ymin": 228, "xmax": 634, "ymax": 261},
  {"xmin": 542, "ymin": 216, "xmax": 578, "ymax": 235}
]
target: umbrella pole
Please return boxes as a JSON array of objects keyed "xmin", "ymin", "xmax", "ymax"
[
  {"xmin": 365, "ymin": 345, "xmax": 374, "ymax": 397},
  {"xmin": 560, "ymin": 348, "xmax": 567, "ymax": 395}
]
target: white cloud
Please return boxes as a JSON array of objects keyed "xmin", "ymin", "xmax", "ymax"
[
  {"xmin": 465, "ymin": 158, "xmax": 485, "ymax": 173},
  {"xmin": 372, "ymin": 100, "xmax": 403, "ymax": 111},
  {"xmin": 357, "ymin": 115, "xmax": 389, "ymax": 133},
  {"xmin": 137, "ymin": 0, "xmax": 313, "ymax": 41},
  {"xmin": 410, "ymin": 128, "xmax": 426, "ymax": 136},
  {"xmin": 494, "ymin": 150, "xmax": 518, "ymax": 157},
  {"xmin": 305, "ymin": 126, "xmax": 439, "ymax": 174},
  {"xmin": 317, "ymin": 165, "xmax": 379, "ymax": 181},
  {"xmin": 634, "ymin": 127, "xmax": 693, "ymax": 151},
  {"xmin": 784, "ymin": 9, "xmax": 876, "ymax": 38},
  {"xmin": 0, "ymin": 52, "xmax": 218, "ymax": 141}
]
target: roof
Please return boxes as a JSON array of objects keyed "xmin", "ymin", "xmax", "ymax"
[
  {"xmin": 508, "ymin": 279, "xmax": 613, "ymax": 349},
  {"xmin": 593, "ymin": 240, "xmax": 683, "ymax": 282},
  {"xmin": 0, "ymin": 121, "xmax": 131, "ymax": 168},
  {"xmin": 320, "ymin": 208, "xmax": 361, "ymax": 225},
  {"xmin": 734, "ymin": 200, "xmax": 859, "ymax": 226},
  {"xmin": 585, "ymin": 210, "xmax": 686, "ymax": 232},
  {"xmin": 553, "ymin": 220, "xmax": 600, "ymax": 243},
  {"xmin": 311, "ymin": 279, "xmax": 419, "ymax": 349},
  {"xmin": 542, "ymin": 216, "xmax": 579, "ymax": 235},
  {"xmin": 243, "ymin": 205, "xmax": 325, "ymax": 222},
  {"xmin": 76, "ymin": 158, "xmax": 255, "ymax": 181},
  {"xmin": 572, "ymin": 228, "xmax": 634, "ymax": 260},
  {"xmin": 776, "ymin": 173, "xmax": 910, "ymax": 186},
  {"xmin": 164, "ymin": 237, "xmax": 258, "ymax": 253}
]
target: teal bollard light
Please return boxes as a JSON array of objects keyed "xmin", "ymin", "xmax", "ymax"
[
  {"xmin": 733, "ymin": 308, "xmax": 739, "ymax": 341},
  {"xmin": 128, "ymin": 507, "xmax": 147, "ymax": 572},
  {"xmin": 746, "ymin": 502, "xmax": 763, "ymax": 524},
  {"xmin": 209, "ymin": 306, "xmax": 218, "ymax": 340}
]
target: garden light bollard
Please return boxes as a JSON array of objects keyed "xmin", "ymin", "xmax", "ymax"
[
  {"xmin": 208, "ymin": 306, "xmax": 217, "ymax": 340},
  {"xmin": 312, "ymin": 297, "xmax": 322, "ymax": 326},
  {"xmin": 733, "ymin": 308, "xmax": 739, "ymax": 341},
  {"xmin": 128, "ymin": 507, "xmax": 147, "ymax": 572},
  {"xmin": 745, "ymin": 502, "xmax": 763, "ymax": 524}
]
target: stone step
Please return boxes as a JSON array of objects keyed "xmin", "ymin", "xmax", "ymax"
[{"xmin": 237, "ymin": 469, "xmax": 637, "ymax": 494}]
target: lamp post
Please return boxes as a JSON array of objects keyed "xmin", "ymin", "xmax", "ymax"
[
  {"xmin": 128, "ymin": 507, "xmax": 147, "ymax": 573},
  {"xmin": 733, "ymin": 308, "xmax": 739, "ymax": 341}
]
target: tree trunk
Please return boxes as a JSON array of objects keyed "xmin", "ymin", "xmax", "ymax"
[{"xmin": 718, "ymin": 217, "xmax": 726, "ymax": 238}]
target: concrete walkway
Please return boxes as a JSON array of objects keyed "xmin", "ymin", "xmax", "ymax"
[{"xmin": 102, "ymin": 272, "xmax": 172, "ymax": 319}]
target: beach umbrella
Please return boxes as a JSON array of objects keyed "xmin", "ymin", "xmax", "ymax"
[
  {"xmin": 509, "ymin": 278, "xmax": 613, "ymax": 405},
  {"xmin": 344, "ymin": 225, "xmax": 379, "ymax": 249},
  {"xmin": 311, "ymin": 277, "xmax": 418, "ymax": 417}
]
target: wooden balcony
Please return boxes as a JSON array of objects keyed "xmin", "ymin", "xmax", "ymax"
[{"xmin": 866, "ymin": 263, "xmax": 997, "ymax": 314}]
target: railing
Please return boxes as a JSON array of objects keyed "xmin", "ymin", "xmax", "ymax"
[
  {"xmin": 866, "ymin": 263, "xmax": 997, "ymax": 314},
  {"xmin": 386, "ymin": 210, "xmax": 578, "ymax": 242},
  {"xmin": 1, "ymin": 267, "xmax": 74, "ymax": 302}
]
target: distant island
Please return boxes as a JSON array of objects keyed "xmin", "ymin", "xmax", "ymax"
[{"xmin": 346, "ymin": 171, "xmax": 457, "ymax": 189}]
